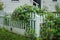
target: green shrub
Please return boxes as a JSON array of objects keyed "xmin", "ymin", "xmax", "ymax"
[
  {"xmin": 54, "ymin": 16, "xmax": 60, "ymax": 40},
  {"xmin": 40, "ymin": 13, "xmax": 60, "ymax": 40},
  {"xmin": 0, "ymin": 3, "xmax": 3, "ymax": 10}
]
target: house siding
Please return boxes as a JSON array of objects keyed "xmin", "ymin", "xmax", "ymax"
[
  {"xmin": 0, "ymin": 0, "xmax": 60, "ymax": 13},
  {"xmin": 1, "ymin": 0, "xmax": 33, "ymax": 14},
  {"xmin": 41, "ymin": 0, "xmax": 60, "ymax": 12}
]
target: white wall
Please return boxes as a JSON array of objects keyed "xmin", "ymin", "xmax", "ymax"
[
  {"xmin": 1, "ymin": 0, "xmax": 60, "ymax": 13},
  {"xmin": 41, "ymin": 0, "xmax": 60, "ymax": 12},
  {"xmin": 1, "ymin": 0, "xmax": 33, "ymax": 14}
]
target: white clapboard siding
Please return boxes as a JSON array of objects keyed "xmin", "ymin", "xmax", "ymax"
[
  {"xmin": 41, "ymin": 0, "xmax": 60, "ymax": 12},
  {"xmin": 1, "ymin": 0, "xmax": 33, "ymax": 14}
]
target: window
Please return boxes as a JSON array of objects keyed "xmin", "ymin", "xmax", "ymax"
[
  {"xmin": 12, "ymin": 0, "xmax": 19, "ymax": 1},
  {"xmin": 33, "ymin": 0, "xmax": 41, "ymax": 8},
  {"xmin": 53, "ymin": 0, "xmax": 57, "ymax": 1}
]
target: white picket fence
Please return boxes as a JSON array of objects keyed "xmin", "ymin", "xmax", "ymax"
[
  {"xmin": 0, "ymin": 11, "xmax": 60, "ymax": 38},
  {"xmin": 0, "ymin": 12, "xmax": 40, "ymax": 37}
]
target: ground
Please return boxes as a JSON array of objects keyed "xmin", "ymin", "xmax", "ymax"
[{"xmin": 0, "ymin": 28, "xmax": 30, "ymax": 40}]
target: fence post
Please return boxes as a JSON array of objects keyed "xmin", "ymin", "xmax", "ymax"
[{"xmin": 35, "ymin": 14, "xmax": 40, "ymax": 40}]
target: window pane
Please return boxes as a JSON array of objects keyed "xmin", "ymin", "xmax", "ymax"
[
  {"xmin": 53, "ymin": 0, "xmax": 57, "ymax": 1},
  {"xmin": 12, "ymin": 0, "xmax": 19, "ymax": 1}
]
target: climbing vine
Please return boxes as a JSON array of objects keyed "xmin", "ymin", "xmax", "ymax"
[{"xmin": 11, "ymin": 5, "xmax": 45, "ymax": 22}]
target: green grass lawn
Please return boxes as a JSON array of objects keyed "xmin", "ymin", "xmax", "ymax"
[{"xmin": 0, "ymin": 28, "xmax": 30, "ymax": 40}]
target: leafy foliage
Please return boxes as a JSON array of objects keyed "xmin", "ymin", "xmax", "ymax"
[
  {"xmin": 54, "ymin": 16, "xmax": 60, "ymax": 40},
  {"xmin": 55, "ymin": 5, "xmax": 60, "ymax": 13},
  {"xmin": 11, "ymin": 5, "xmax": 45, "ymax": 21},
  {"xmin": 40, "ymin": 12, "xmax": 60, "ymax": 40},
  {"xmin": 25, "ymin": 27, "xmax": 36, "ymax": 40},
  {"xmin": 0, "ymin": 2, "xmax": 3, "ymax": 10}
]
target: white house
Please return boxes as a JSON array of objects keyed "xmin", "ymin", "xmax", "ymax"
[{"xmin": 0, "ymin": 0, "xmax": 60, "ymax": 14}]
